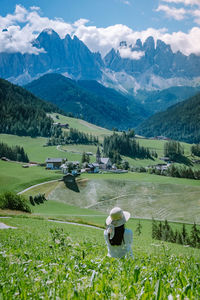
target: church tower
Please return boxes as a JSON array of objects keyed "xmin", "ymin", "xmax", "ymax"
[{"xmin": 96, "ymin": 146, "xmax": 101, "ymax": 163}]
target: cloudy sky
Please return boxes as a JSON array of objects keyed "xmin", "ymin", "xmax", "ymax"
[{"xmin": 1, "ymin": 0, "xmax": 200, "ymax": 57}]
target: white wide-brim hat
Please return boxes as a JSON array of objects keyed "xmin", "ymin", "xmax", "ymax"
[{"xmin": 106, "ymin": 207, "xmax": 130, "ymax": 227}]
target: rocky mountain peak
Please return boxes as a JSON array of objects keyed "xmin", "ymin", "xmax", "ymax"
[
  {"xmin": 156, "ymin": 39, "xmax": 172, "ymax": 53},
  {"xmin": 134, "ymin": 39, "xmax": 143, "ymax": 49},
  {"xmin": 143, "ymin": 36, "xmax": 155, "ymax": 51}
]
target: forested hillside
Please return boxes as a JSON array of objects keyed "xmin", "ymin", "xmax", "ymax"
[
  {"xmin": 136, "ymin": 93, "xmax": 200, "ymax": 143},
  {"xmin": 25, "ymin": 73, "xmax": 146, "ymax": 130},
  {"xmin": 135, "ymin": 86, "xmax": 200, "ymax": 114},
  {"xmin": 0, "ymin": 78, "xmax": 62, "ymax": 137}
]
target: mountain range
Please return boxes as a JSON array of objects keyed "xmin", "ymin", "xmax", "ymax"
[
  {"xmin": 1, "ymin": 28, "xmax": 200, "ymax": 142},
  {"xmin": 1, "ymin": 28, "xmax": 200, "ymax": 94},
  {"xmin": 0, "ymin": 29, "xmax": 103, "ymax": 85}
]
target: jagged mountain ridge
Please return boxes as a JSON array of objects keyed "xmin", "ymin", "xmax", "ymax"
[
  {"xmin": 104, "ymin": 36, "xmax": 200, "ymax": 80},
  {"xmin": 0, "ymin": 28, "xmax": 103, "ymax": 85},
  {"xmin": 1, "ymin": 28, "xmax": 200, "ymax": 92},
  {"xmin": 25, "ymin": 73, "xmax": 148, "ymax": 130}
]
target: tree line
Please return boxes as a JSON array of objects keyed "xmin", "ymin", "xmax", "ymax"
[
  {"xmin": 103, "ymin": 132, "xmax": 153, "ymax": 163},
  {"xmin": 191, "ymin": 144, "xmax": 200, "ymax": 157},
  {"xmin": 0, "ymin": 142, "xmax": 29, "ymax": 162},
  {"xmin": 152, "ymin": 219, "xmax": 200, "ymax": 249},
  {"xmin": 148, "ymin": 164, "xmax": 200, "ymax": 180},
  {"xmin": 47, "ymin": 128, "xmax": 99, "ymax": 146}
]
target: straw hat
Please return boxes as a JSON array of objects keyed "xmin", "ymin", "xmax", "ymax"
[{"xmin": 106, "ymin": 207, "xmax": 130, "ymax": 227}]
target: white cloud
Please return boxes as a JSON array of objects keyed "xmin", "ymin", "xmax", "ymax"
[
  {"xmin": 0, "ymin": 4, "xmax": 200, "ymax": 58},
  {"xmin": 119, "ymin": 48, "xmax": 144, "ymax": 59},
  {"xmin": 0, "ymin": 5, "xmax": 73, "ymax": 54},
  {"xmin": 162, "ymin": 0, "xmax": 200, "ymax": 6},
  {"xmin": 121, "ymin": 0, "xmax": 131, "ymax": 5},
  {"xmin": 191, "ymin": 9, "xmax": 200, "ymax": 24},
  {"xmin": 156, "ymin": 4, "xmax": 187, "ymax": 20},
  {"xmin": 30, "ymin": 6, "xmax": 40, "ymax": 11}
]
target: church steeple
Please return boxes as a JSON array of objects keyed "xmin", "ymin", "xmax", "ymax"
[{"xmin": 96, "ymin": 146, "xmax": 101, "ymax": 163}]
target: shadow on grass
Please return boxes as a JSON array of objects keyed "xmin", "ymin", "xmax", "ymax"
[{"xmin": 63, "ymin": 177, "xmax": 80, "ymax": 193}]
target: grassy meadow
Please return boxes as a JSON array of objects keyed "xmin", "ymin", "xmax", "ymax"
[
  {"xmin": 0, "ymin": 215, "xmax": 200, "ymax": 299},
  {"xmin": 1, "ymin": 119, "xmax": 200, "ymax": 298},
  {"xmin": 50, "ymin": 113, "xmax": 112, "ymax": 141},
  {"xmin": 0, "ymin": 160, "xmax": 62, "ymax": 194}
]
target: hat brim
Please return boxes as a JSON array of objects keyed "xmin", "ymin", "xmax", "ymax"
[{"xmin": 106, "ymin": 211, "xmax": 130, "ymax": 227}]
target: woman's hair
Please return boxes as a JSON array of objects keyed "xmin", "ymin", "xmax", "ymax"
[{"xmin": 109, "ymin": 224, "xmax": 125, "ymax": 245}]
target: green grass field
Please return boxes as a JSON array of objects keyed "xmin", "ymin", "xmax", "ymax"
[
  {"xmin": 0, "ymin": 216, "xmax": 199, "ymax": 299},
  {"xmin": 0, "ymin": 160, "xmax": 62, "ymax": 194},
  {"xmin": 0, "ymin": 134, "xmax": 83, "ymax": 163},
  {"xmin": 50, "ymin": 113, "xmax": 112, "ymax": 141}
]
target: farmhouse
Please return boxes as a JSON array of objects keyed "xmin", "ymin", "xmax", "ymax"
[
  {"xmin": 46, "ymin": 158, "xmax": 63, "ymax": 170},
  {"xmin": 61, "ymin": 161, "xmax": 80, "ymax": 174},
  {"xmin": 96, "ymin": 147, "xmax": 112, "ymax": 170},
  {"xmin": 85, "ymin": 163, "xmax": 99, "ymax": 173}
]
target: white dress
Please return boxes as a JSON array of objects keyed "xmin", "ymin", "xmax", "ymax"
[{"xmin": 104, "ymin": 228, "xmax": 133, "ymax": 258}]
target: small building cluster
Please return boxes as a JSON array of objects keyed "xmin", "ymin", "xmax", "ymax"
[{"xmin": 45, "ymin": 147, "xmax": 114, "ymax": 174}]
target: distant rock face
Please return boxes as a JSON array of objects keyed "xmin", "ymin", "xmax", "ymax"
[
  {"xmin": 0, "ymin": 29, "xmax": 103, "ymax": 85},
  {"xmin": 1, "ymin": 31, "xmax": 200, "ymax": 91},
  {"xmin": 104, "ymin": 37, "xmax": 200, "ymax": 80}
]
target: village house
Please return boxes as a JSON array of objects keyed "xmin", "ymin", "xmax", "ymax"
[
  {"xmin": 53, "ymin": 122, "xmax": 69, "ymax": 129},
  {"xmin": 60, "ymin": 161, "xmax": 80, "ymax": 174},
  {"xmin": 96, "ymin": 147, "xmax": 112, "ymax": 170},
  {"xmin": 46, "ymin": 158, "xmax": 63, "ymax": 170},
  {"xmin": 160, "ymin": 157, "xmax": 170, "ymax": 162},
  {"xmin": 85, "ymin": 163, "xmax": 100, "ymax": 173}
]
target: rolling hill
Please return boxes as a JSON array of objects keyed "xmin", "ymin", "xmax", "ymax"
[
  {"xmin": 25, "ymin": 73, "xmax": 148, "ymax": 130},
  {"xmin": 136, "ymin": 92, "xmax": 200, "ymax": 143}
]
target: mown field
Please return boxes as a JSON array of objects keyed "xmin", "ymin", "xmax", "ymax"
[
  {"xmin": 0, "ymin": 216, "xmax": 200, "ymax": 299},
  {"xmin": 22, "ymin": 172, "xmax": 200, "ymax": 225}
]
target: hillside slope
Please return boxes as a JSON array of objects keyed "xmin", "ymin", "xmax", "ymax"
[
  {"xmin": 25, "ymin": 73, "xmax": 147, "ymax": 130},
  {"xmin": 136, "ymin": 92, "xmax": 200, "ymax": 143},
  {"xmin": 0, "ymin": 78, "xmax": 62, "ymax": 137},
  {"xmin": 135, "ymin": 86, "xmax": 200, "ymax": 114}
]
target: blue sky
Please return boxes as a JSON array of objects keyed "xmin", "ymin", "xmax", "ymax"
[
  {"xmin": 0, "ymin": 0, "xmax": 200, "ymax": 57},
  {"xmin": 0, "ymin": 0, "xmax": 197, "ymax": 31}
]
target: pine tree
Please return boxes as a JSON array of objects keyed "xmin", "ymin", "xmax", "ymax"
[
  {"xmin": 181, "ymin": 224, "xmax": 188, "ymax": 245},
  {"xmin": 135, "ymin": 221, "xmax": 142, "ymax": 236},
  {"xmin": 152, "ymin": 218, "xmax": 158, "ymax": 239}
]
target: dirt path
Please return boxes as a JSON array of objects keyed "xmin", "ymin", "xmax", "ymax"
[
  {"xmin": 48, "ymin": 219, "xmax": 104, "ymax": 230},
  {"xmin": 0, "ymin": 222, "xmax": 17, "ymax": 229},
  {"xmin": 0, "ymin": 216, "xmax": 103, "ymax": 230},
  {"xmin": 17, "ymin": 179, "xmax": 59, "ymax": 195}
]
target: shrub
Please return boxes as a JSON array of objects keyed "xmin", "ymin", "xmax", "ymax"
[{"xmin": 0, "ymin": 192, "xmax": 31, "ymax": 213}]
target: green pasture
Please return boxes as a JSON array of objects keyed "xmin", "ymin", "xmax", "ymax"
[
  {"xmin": 0, "ymin": 130, "xmax": 197, "ymax": 169},
  {"xmin": 50, "ymin": 113, "xmax": 112, "ymax": 140},
  {"xmin": 136, "ymin": 138, "xmax": 192, "ymax": 157},
  {"xmin": 0, "ymin": 134, "xmax": 82, "ymax": 163},
  {"xmin": 0, "ymin": 216, "xmax": 200, "ymax": 299},
  {"xmin": 0, "ymin": 160, "xmax": 62, "ymax": 194}
]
